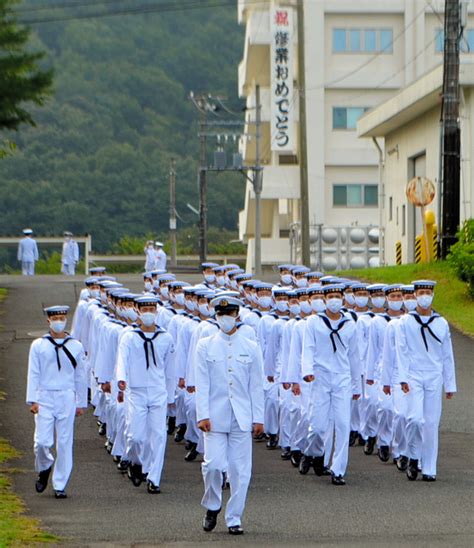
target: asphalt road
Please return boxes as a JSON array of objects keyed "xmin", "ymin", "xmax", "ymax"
[{"xmin": 0, "ymin": 274, "xmax": 473, "ymax": 547}]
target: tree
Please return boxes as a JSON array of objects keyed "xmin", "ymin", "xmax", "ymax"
[{"xmin": 0, "ymin": 0, "xmax": 53, "ymax": 155}]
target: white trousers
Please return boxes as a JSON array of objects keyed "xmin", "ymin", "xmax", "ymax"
[
  {"xmin": 34, "ymin": 390, "xmax": 76, "ymax": 491},
  {"xmin": 125, "ymin": 387, "xmax": 167, "ymax": 486},
  {"xmin": 175, "ymin": 387, "xmax": 187, "ymax": 424},
  {"xmin": 184, "ymin": 391, "xmax": 201, "ymax": 447},
  {"xmin": 306, "ymin": 373, "xmax": 352, "ymax": 477},
  {"xmin": 21, "ymin": 261, "xmax": 35, "ymax": 276},
  {"xmin": 361, "ymin": 382, "xmax": 379, "ymax": 439},
  {"xmin": 61, "ymin": 263, "xmax": 76, "ymax": 276},
  {"xmin": 201, "ymin": 416, "xmax": 252, "ymax": 527},
  {"xmin": 264, "ymin": 380, "xmax": 279, "ymax": 435},
  {"xmin": 406, "ymin": 371, "xmax": 443, "ymax": 476},
  {"xmin": 377, "ymin": 385, "xmax": 394, "ymax": 447},
  {"xmin": 392, "ymin": 385, "xmax": 408, "ymax": 459}
]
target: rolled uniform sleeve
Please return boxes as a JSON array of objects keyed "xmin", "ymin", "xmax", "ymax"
[
  {"xmin": 301, "ymin": 320, "xmax": 316, "ymax": 379},
  {"xmin": 115, "ymin": 334, "xmax": 130, "ymax": 387},
  {"xmin": 249, "ymin": 345, "xmax": 264, "ymax": 424},
  {"xmin": 195, "ymin": 339, "xmax": 210, "ymax": 423},
  {"xmin": 74, "ymin": 350, "xmax": 89, "ymax": 408},
  {"xmin": 26, "ymin": 340, "xmax": 41, "ymax": 404},
  {"xmin": 442, "ymin": 326, "xmax": 457, "ymax": 393}
]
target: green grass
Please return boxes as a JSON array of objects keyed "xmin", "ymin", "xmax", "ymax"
[
  {"xmin": 0, "ymin": 289, "xmax": 59, "ymax": 545},
  {"xmin": 334, "ymin": 261, "xmax": 474, "ymax": 337}
]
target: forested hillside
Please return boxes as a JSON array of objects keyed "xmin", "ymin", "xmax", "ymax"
[{"xmin": 0, "ymin": 0, "xmax": 245, "ymax": 251}]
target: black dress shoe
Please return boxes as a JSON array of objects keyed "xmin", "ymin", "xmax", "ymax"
[
  {"xmin": 331, "ymin": 473, "xmax": 346, "ymax": 486},
  {"xmin": 112, "ymin": 455, "xmax": 121, "ymax": 463},
  {"xmin": 142, "ymin": 472, "xmax": 148, "ymax": 481},
  {"xmin": 98, "ymin": 422, "xmax": 107, "ymax": 436},
  {"xmin": 407, "ymin": 458, "xmax": 419, "ymax": 481},
  {"xmin": 378, "ymin": 445, "xmax": 390, "ymax": 462},
  {"xmin": 280, "ymin": 446, "xmax": 291, "ymax": 460},
  {"xmin": 358, "ymin": 434, "xmax": 366, "ymax": 446},
  {"xmin": 147, "ymin": 480, "xmax": 161, "ymax": 493},
  {"xmin": 290, "ymin": 450, "xmax": 302, "ymax": 467},
  {"xmin": 203, "ymin": 508, "xmax": 220, "ymax": 532},
  {"xmin": 128, "ymin": 463, "xmax": 143, "ymax": 487},
  {"xmin": 312, "ymin": 455, "xmax": 325, "ymax": 476},
  {"xmin": 349, "ymin": 430, "xmax": 358, "ymax": 447},
  {"xmin": 185, "ymin": 443, "xmax": 199, "ymax": 462},
  {"xmin": 167, "ymin": 415, "xmax": 176, "ymax": 435},
  {"xmin": 266, "ymin": 434, "xmax": 278, "ymax": 449},
  {"xmin": 117, "ymin": 459, "xmax": 130, "ymax": 473},
  {"xmin": 105, "ymin": 440, "xmax": 113, "ymax": 454},
  {"xmin": 174, "ymin": 424, "xmax": 187, "ymax": 443},
  {"xmin": 396, "ymin": 455, "xmax": 408, "ymax": 472},
  {"xmin": 54, "ymin": 490, "xmax": 67, "ymax": 499},
  {"xmin": 322, "ymin": 466, "xmax": 331, "ymax": 476},
  {"xmin": 184, "ymin": 440, "xmax": 193, "ymax": 451},
  {"xmin": 253, "ymin": 431, "xmax": 266, "ymax": 441},
  {"xmin": 298, "ymin": 455, "xmax": 312, "ymax": 475},
  {"xmin": 364, "ymin": 436, "xmax": 376, "ymax": 455},
  {"xmin": 422, "ymin": 474, "xmax": 436, "ymax": 482},
  {"xmin": 35, "ymin": 466, "xmax": 52, "ymax": 493},
  {"xmin": 228, "ymin": 525, "xmax": 244, "ymax": 535}
]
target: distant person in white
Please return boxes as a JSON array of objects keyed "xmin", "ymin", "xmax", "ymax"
[
  {"xmin": 61, "ymin": 232, "xmax": 79, "ymax": 276},
  {"xmin": 17, "ymin": 228, "xmax": 39, "ymax": 276},
  {"xmin": 144, "ymin": 240, "xmax": 156, "ymax": 271},
  {"xmin": 154, "ymin": 241, "xmax": 167, "ymax": 271}
]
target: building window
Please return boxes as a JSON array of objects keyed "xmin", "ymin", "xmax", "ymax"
[
  {"xmin": 333, "ymin": 107, "xmax": 369, "ymax": 130},
  {"xmin": 332, "ymin": 28, "xmax": 393, "ymax": 53},
  {"xmin": 389, "ymin": 197, "xmax": 393, "ymax": 221},
  {"xmin": 333, "ymin": 184, "xmax": 378, "ymax": 207},
  {"xmin": 396, "ymin": 206, "xmax": 399, "ymax": 226},
  {"xmin": 436, "ymin": 28, "xmax": 474, "ymax": 53},
  {"xmin": 402, "ymin": 204, "xmax": 406, "ymax": 235}
]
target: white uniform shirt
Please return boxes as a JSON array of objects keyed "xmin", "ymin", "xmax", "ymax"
[
  {"xmin": 195, "ymin": 329, "xmax": 264, "ymax": 432},
  {"xmin": 155, "ymin": 249, "xmax": 167, "ymax": 270},
  {"xmin": 17, "ymin": 237, "xmax": 39, "ymax": 262},
  {"xmin": 61, "ymin": 239, "xmax": 79, "ymax": 265},
  {"xmin": 26, "ymin": 335, "xmax": 88, "ymax": 407}
]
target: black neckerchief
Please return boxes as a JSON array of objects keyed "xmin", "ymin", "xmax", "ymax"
[
  {"xmin": 346, "ymin": 310, "xmax": 358, "ymax": 322},
  {"xmin": 409, "ymin": 311, "xmax": 442, "ymax": 351},
  {"xmin": 318, "ymin": 314, "xmax": 350, "ymax": 353},
  {"xmin": 43, "ymin": 335, "xmax": 77, "ymax": 370},
  {"xmin": 133, "ymin": 329, "xmax": 162, "ymax": 369}
]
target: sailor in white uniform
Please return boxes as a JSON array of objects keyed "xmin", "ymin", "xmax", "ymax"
[
  {"xmin": 394, "ymin": 280, "xmax": 456, "ymax": 481},
  {"xmin": 196, "ymin": 295, "xmax": 264, "ymax": 535},
  {"xmin": 26, "ymin": 306, "xmax": 88, "ymax": 498},
  {"xmin": 61, "ymin": 231, "xmax": 80, "ymax": 275},
  {"xmin": 17, "ymin": 228, "xmax": 39, "ymax": 276}
]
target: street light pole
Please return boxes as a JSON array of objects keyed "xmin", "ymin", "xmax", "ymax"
[
  {"xmin": 169, "ymin": 158, "xmax": 177, "ymax": 267},
  {"xmin": 254, "ymin": 84, "xmax": 262, "ymax": 277}
]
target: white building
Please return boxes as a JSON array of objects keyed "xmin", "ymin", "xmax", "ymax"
[
  {"xmin": 358, "ymin": 62, "xmax": 474, "ymax": 265},
  {"xmin": 238, "ymin": 0, "xmax": 474, "ymax": 271}
]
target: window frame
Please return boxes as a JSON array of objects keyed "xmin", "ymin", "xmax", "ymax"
[
  {"xmin": 332, "ymin": 106, "xmax": 370, "ymax": 130},
  {"xmin": 332, "ymin": 183, "xmax": 379, "ymax": 208},
  {"xmin": 332, "ymin": 27, "xmax": 394, "ymax": 54}
]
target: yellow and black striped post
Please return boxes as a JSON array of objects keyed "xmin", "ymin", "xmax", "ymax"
[
  {"xmin": 396, "ymin": 241, "xmax": 402, "ymax": 265},
  {"xmin": 415, "ymin": 235, "xmax": 423, "ymax": 263},
  {"xmin": 432, "ymin": 225, "xmax": 439, "ymax": 261}
]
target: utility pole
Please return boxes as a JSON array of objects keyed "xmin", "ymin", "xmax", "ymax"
[
  {"xmin": 440, "ymin": 0, "xmax": 461, "ymax": 258},
  {"xmin": 254, "ymin": 84, "xmax": 263, "ymax": 277},
  {"xmin": 169, "ymin": 158, "xmax": 177, "ymax": 267},
  {"xmin": 297, "ymin": 0, "xmax": 311, "ymax": 266},
  {"xmin": 199, "ymin": 106, "xmax": 208, "ymax": 263}
]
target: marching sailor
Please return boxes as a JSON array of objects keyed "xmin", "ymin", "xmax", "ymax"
[
  {"xmin": 17, "ymin": 228, "xmax": 39, "ymax": 276},
  {"xmin": 61, "ymin": 231, "xmax": 80, "ymax": 276},
  {"xmin": 26, "ymin": 306, "xmax": 88, "ymax": 498}
]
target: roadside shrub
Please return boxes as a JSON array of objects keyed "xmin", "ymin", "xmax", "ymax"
[{"xmin": 448, "ymin": 219, "xmax": 474, "ymax": 298}]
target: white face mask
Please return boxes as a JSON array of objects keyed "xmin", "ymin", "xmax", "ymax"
[
  {"xmin": 311, "ymin": 298, "xmax": 326, "ymax": 313},
  {"xmin": 416, "ymin": 294, "xmax": 434, "ymax": 309},
  {"xmin": 216, "ymin": 314, "xmax": 237, "ymax": 333},
  {"xmin": 175, "ymin": 293, "xmax": 185, "ymax": 306},
  {"xmin": 144, "ymin": 281, "xmax": 153, "ymax": 292},
  {"xmin": 50, "ymin": 319, "xmax": 66, "ymax": 334},
  {"xmin": 161, "ymin": 286, "xmax": 169, "ymax": 299},
  {"xmin": 139, "ymin": 312, "xmax": 156, "ymax": 327},
  {"xmin": 100, "ymin": 291, "xmax": 107, "ymax": 303},
  {"xmin": 388, "ymin": 300, "xmax": 403, "ymax": 311},
  {"xmin": 258, "ymin": 295, "xmax": 273, "ymax": 309},
  {"xmin": 289, "ymin": 303, "xmax": 301, "ymax": 316},
  {"xmin": 345, "ymin": 294, "xmax": 355, "ymax": 306},
  {"xmin": 153, "ymin": 279, "xmax": 160, "ymax": 289},
  {"xmin": 295, "ymin": 278, "xmax": 308, "ymax": 288},
  {"xmin": 281, "ymin": 274, "xmax": 293, "ymax": 286},
  {"xmin": 354, "ymin": 295, "xmax": 369, "ymax": 308},
  {"xmin": 198, "ymin": 303, "xmax": 210, "ymax": 317},
  {"xmin": 371, "ymin": 296, "xmax": 386, "ymax": 309},
  {"xmin": 404, "ymin": 299, "xmax": 417, "ymax": 311},
  {"xmin": 326, "ymin": 297, "xmax": 343, "ymax": 314},
  {"xmin": 275, "ymin": 301, "xmax": 289, "ymax": 312},
  {"xmin": 186, "ymin": 300, "xmax": 196, "ymax": 312},
  {"xmin": 204, "ymin": 274, "xmax": 216, "ymax": 284},
  {"xmin": 89, "ymin": 289, "xmax": 100, "ymax": 299},
  {"xmin": 300, "ymin": 301, "xmax": 312, "ymax": 314},
  {"xmin": 230, "ymin": 280, "xmax": 238, "ymax": 290},
  {"xmin": 126, "ymin": 308, "xmax": 138, "ymax": 322},
  {"xmin": 216, "ymin": 275, "xmax": 226, "ymax": 286}
]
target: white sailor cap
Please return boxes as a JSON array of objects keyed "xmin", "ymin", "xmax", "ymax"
[
  {"xmin": 322, "ymin": 283, "xmax": 345, "ymax": 295},
  {"xmin": 155, "ymin": 241, "xmax": 164, "ymax": 247},
  {"xmin": 22, "ymin": 228, "xmax": 33, "ymax": 235},
  {"xmin": 134, "ymin": 295, "xmax": 160, "ymax": 306},
  {"xmin": 89, "ymin": 266, "xmax": 106, "ymax": 274},
  {"xmin": 412, "ymin": 280, "xmax": 437, "ymax": 290},
  {"xmin": 43, "ymin": 305, "xmax": 70, "ymax": 316},
  {"xmin": 84, "ymin": 277, "xmax": 99, "ymax": 286},
  {"xmin": 367, "ymin": 283, "xmax": 387, "ymax": 293},
  {"xmin": 63, "ymin": 231, "xmax": 73, "ymax": 237},
  {"xmin": 210, "ymin": 295, "xmax": 243, "ymax": 312}
]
